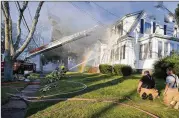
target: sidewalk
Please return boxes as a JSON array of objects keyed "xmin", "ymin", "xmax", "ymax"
[{"xmin": 1, "ymin": 79, "xmax": 40, "ymax": 118}]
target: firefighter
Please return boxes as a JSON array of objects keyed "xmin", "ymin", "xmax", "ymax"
[
  {"xmin": 137, "ymin": 70, "xmax": 159, "ymax": 100},
  {"xmin": 54, "ymin": 66, "xmax": 60, "ymax": 80},
  {"xmin": 60, "ymin": 65, "xmax": 67, "ymax": 77},
  {"xmin": 163, "ymin": 67, "xmax": 179, "ymax": 109}
]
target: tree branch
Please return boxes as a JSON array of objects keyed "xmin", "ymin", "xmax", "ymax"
[
  {"xmin": 1, "ymin": 3, "xmax": 8, "ymax": 19},
  {"xmin": 9, "ymin": 16, "xmax": 15, "ymax": 56},
  {"xmin": 13, "ymin": 1, "xmax": 44, "ymax": 60},
  {"xmin": 3, "ymin": 2, "xmax": 10, "ymax": 52},
  {"xmin": 14, "ymin": 1, "xmax": 28, "ymax": 51},
  {"xmin": 3, "ymin": 2, "xmax": 14, "ymax": 57}
]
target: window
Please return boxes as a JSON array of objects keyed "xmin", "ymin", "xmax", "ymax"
[
  {"xmin": 123, "ymin": 45, "xmax": 126, "ymax": 59},
  {"xmin": 139, "ymin": 44, "xmax": 143, "ymax": 60},
  {"xmin": 115, "ymin": 47, "xmax": 119, "ymax": 61},
  {"xmin": 158, "ymin": 41, "xmax": 163, "ymax": 58},
  {"xmin": 174, "ymin": 27, "xmax": 177, "ymax": 37},
  {"xmin": 117, "ymin": 22, "xmax": 123, "ymax": 36},
  {"xmin": 149, "ymin": 42, "xmax": 152, "ymax": 58},
  {"xmin": 144, "ymin": 22, "xmax": 151, "ymax": 34},
  {"xmin": 120, "ymin": 47, "xmax": 122, "ymax": 60},
  {"xmin": 143, "ymin": 44, "xmax": 148, "ymax": 59},
  {"xmin": 170, "ymin": 43, "xmax": 174, "ymax": 55},
  {"xmin": 164, "ymin": 42, "xmax": 168, "ymax": 56},
  {"xmin": 140, "ymin": 19, "xmax": 144, "ymax": 34},
  {"xmin": 110, "ymin": 49, "xmax": 114, "ymax": 61},
  {"xmin": 120, "ymin": 45, "xmax": 125, "ymax": 60},
  {"xmin": 139, "ymin": 42, "xmax": 152, "ymax": 60},
  {"xmin": 153, "ymin": 22, "xmax": 156, "ymax": 33},
  {"xmin": 164, "ymin": 25, "xmax": 167, "ymax": 35}
]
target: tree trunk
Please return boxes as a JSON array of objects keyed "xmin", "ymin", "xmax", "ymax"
[
  {"xmin": 4, "ymin": 54, "xmax": 13, "ymax": 81},
  {"xmin": 3, "ymin": 2, "xmax": 14, "ymax": 81}
]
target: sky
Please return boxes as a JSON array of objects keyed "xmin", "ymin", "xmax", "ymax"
[{"xmin": 5, "ymin": 1, "xmax": 179, "ymax": 45}]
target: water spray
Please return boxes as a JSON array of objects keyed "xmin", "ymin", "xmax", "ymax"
[{"xmin": 68, "ymin": 55, "xmax": 99, "ymax": 71}]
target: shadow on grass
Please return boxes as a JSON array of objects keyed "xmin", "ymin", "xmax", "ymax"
[
  {"xmin": 68, "ymin": 73, "xmax": 100, "ymax": 78},
  {"xmin": 26, "ymin": 76, "xmax": 122, "ymax": 117},
  {"xmin": 26, "ymin": 101, "xmax": 58, "ymax": 117},
  {"xmin": 61, "ymin": 76, "xmax": 124, "ymax": 98},
  {"xmin": 90, "ymin": 89, "xmax": 137, "ymax": 118},
  {"xmin": 91, "ymin": 103, "xmax": 117, "ymax": 118},
  {"xmin": 26, "ymin": 74, "xmax": 140, "ymax": 117}
]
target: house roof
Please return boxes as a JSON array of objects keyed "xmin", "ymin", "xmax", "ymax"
[
  {"xmin": 112, "ymin": 10, "xmax": 144, "ymax": 28},
  {"xmin": 114, "ymin": 10, "xmax": 145, "ymax": 42}
]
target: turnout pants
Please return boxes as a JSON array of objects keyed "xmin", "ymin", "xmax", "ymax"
[
  {"xmin": 140, "ymin": 88, "xmax": 159, "ymax": 99},
  {"xmin": 163, "ymin": 88, "xmax": 179, "ymax": 109}
]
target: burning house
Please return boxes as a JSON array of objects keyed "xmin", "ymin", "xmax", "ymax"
[{"xmin": 98, "ymin": 10, "xmax": 179, "ymax": 71}]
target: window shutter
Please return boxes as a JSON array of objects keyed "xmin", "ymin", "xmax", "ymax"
[
  {"xmin": 164, "ymin": 25, "xmax": 167, "ymax": 35},
  {"xmin": 123, "ymin": 45, "xmax": 126, "ymax": 59},
  {"xmin": 140, "ymin": 19, "xmax": 144, "ymax": 34},
  {"xmin": 153, "ymin": 22, "xmax": 156, "ymax": 33}
]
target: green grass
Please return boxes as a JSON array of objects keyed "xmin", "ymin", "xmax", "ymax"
[
  {"xmin": 36, "ymin": 80, "xmax": 86, "ymax": 96},
  {"xmin": 26, "ymin": 73, "xmax": 179, "ymax": 118}
]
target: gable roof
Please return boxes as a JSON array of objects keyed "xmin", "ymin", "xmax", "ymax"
[
  {"xmin": 110, "ymin": 10, "xmax": 145, "ymax": 41},
  {"xmin": 112, "ymin": 10, "xmax": 145, "ymax": 42},
  {"xmin": 128, "ymin": 10, "xmax": 145, "ymax": 35},
  {"xmin": 111, "ymin": 10, "xmax": 144, "ymax": 28}
]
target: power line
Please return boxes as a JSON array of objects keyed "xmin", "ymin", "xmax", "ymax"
[
  {"xmin": 15, "ymin": 1, "xmax": 38, "ymax": 47},
  {"xmin": 69, "ymin": 2, "xmax": 107, "ymax": 28},
  {"xmin": 92, "ymin": 2, "xmax": 119, "ymax": 18},
  {"xmin": 27, "ymin": 5, "xmax": 44, "ymax": 47},
  {"xmin": 27, "ymin": 6, "xmax": 33, "ymax": 22},
  {"xmin": 15, "ymin": 2, "xmax": 28, "ymax": 33}
]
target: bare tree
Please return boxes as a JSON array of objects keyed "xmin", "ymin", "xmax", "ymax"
[
  {"xmin": 175, "ymin": 4, "xmax": 179, "ymax": 28},
  {"xmin": 1, "ymin": 1, "xmax": 44, "ymax": 81}
]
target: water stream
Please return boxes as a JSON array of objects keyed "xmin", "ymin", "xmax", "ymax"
[{"xmin": 68, "ymin": 55, "xmax": 99, "ymax": 71}]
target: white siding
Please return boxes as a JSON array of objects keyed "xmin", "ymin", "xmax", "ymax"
[
  {"xmin": 98, "ymin": 11, "xmax": 179, "ymax": 70},
  {"xmin": 123, "ymin": 15, "xmax": 138, "ymax": 35}
]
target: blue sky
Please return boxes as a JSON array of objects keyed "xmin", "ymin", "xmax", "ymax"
[{"xmin": 5, "ymin": 1, "xmax": 179, "ymax": 44}]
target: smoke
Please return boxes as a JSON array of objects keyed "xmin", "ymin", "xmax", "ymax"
[{"xmin": 43, "ymin": 12, "xmax": 110, "ymax": 67}]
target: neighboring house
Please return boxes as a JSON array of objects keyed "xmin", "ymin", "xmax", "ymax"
[{"xmin": 98, "ymin": 10, "xmax": 179, "ymax": 71}]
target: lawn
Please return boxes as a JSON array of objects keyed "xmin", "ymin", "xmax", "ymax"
[{"xmin": 26, "ymin": 73, "xmax": 179, "ymax": 118}]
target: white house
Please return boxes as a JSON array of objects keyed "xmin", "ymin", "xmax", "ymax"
[{"xmin": 98, "ymin": 10, "xmax": 179, "ymax": 71}]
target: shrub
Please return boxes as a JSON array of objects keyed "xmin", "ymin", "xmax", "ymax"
[
  {"xmin": 113, "ymin": 64, "xmax": 132, "ymax": 76},
  {"xmin": 28, "ymin": 73, "xmax": 40, "ymax": 79},
  {"xmin": 153, "ymin": 54, "xmax": 179, "ymax": 79},
  {"xmin": 121, "ymin": 65, "xmax": 133, "ymax": 76},
  {"xmin": 174, "ymin": 62, "xmax": 179, "ymax": 76},
  {"xmin": 45, "ymin": 71, "xmax": 59, "ymax": 83},
  {"xmin": 113, "ymin": 64, "xmax": 124, "ymax": 76},
  {"xmin": 99, "ymin": 64, "xmax": 113, "ymax": 74}
]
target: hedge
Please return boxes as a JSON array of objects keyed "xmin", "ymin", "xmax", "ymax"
[
  {"xmin": 113, "ymin": 64, "xmax": 124, "ymax": 76},
  {"xmin": 113, "ymin": 64, "xmax": 132, "ymax": 76},
  {"xmin": 99, "ymin": 64, "xmax": 132, "ymax": 76},
  {"xmin": 99, "ymin": 64, "xmax": 113, "ymax": 74},
  {"xmin": 153, "ymin": 54, "xmax": 179, "ymax": 79}
]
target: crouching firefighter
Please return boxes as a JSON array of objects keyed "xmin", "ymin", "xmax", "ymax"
[
  {"xmin": 163, "ymin": 67, "xmax": 179, "ymax": 109},
  {"xmin": 137, "ymin": 71, "xmax": 159, "ymax": 100}
]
